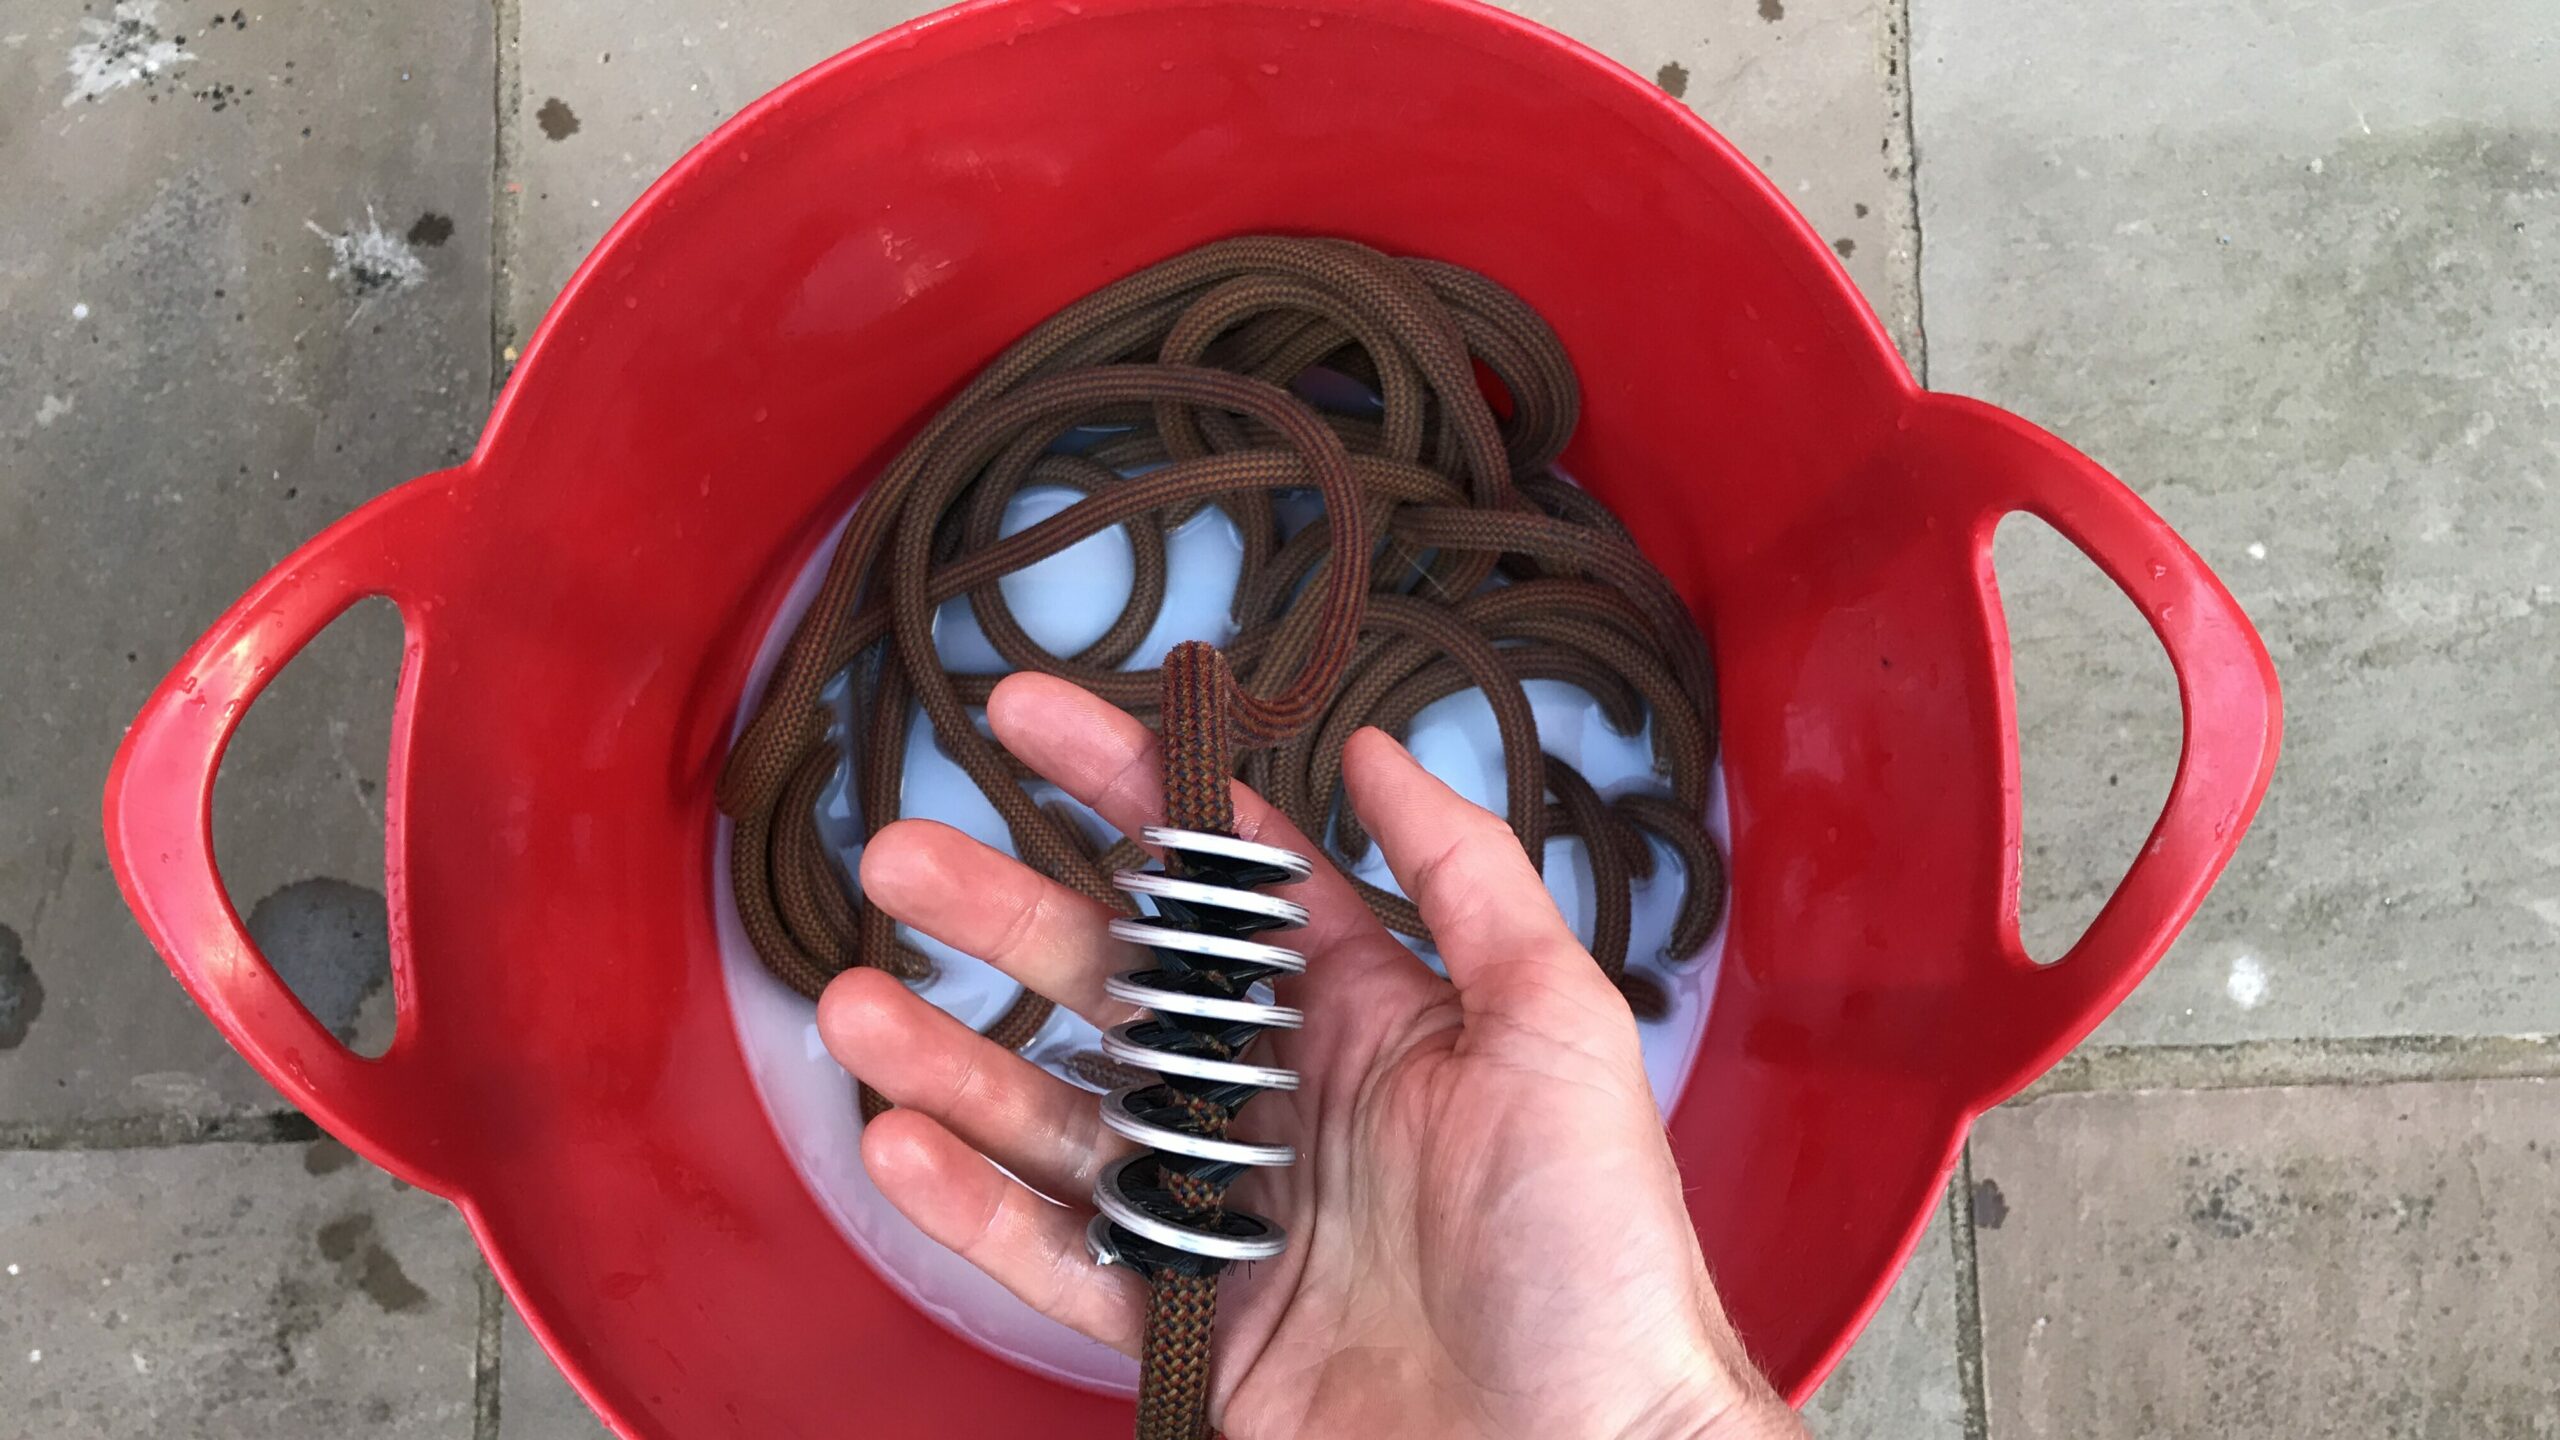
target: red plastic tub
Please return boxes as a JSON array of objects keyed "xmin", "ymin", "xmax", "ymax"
[{"xmin": 102, "ymin": 0, "xmax": 2280, "ymax": 1433}]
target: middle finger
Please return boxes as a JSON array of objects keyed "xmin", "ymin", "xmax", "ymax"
[{"xmin": 860, "ymin": 817, "xmax": 1144, "ymax": 1031}]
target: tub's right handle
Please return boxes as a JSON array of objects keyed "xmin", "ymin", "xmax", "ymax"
[{"xmin": 1915, "ymin": 395, "xmax": 2283, "ymax": 1088}]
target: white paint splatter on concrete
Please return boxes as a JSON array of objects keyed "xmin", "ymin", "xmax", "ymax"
[
  {"xmin": 306, "ymin": 207, "xmax": 428, "ymax": 299},
  {"xmin": 2225, "ymin": 952, "xmax": 2269, "ymax": 1009},
  {"xmin": 35, "ymin": 395, "xmax": 74, "ymax": 428},
  {"xmin": 70, "ymin": 302, "xmax": 90, "ymax": 321},
  {"xmin": 2246, "ymin": 541, "xmax": 2267, "ymax": 560},
  {"xmin": 64, "ymin": 1, "xmax": 192, "ymax": 107}
]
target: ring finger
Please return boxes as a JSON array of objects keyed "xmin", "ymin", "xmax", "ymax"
[{"xmin": 820, "ymin": 968, "xmax": 1132, "ymax": 1204}]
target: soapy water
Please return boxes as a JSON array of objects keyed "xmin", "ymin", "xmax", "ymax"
[{"xmin": 718, "ymin": 430, "xmax": 1729, "ymax": 1394}]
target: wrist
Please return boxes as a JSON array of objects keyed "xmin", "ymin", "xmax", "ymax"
[{"xmin": 1614, "ymin": 1369, "xmax": 1807, "ymax": 1440}]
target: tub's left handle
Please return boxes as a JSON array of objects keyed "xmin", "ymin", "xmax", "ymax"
[{"xmin": 103, "ymin": 473, "xmax": 464, "ymax": 1194}]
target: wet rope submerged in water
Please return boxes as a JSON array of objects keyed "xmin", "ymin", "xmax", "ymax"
[{"xmin": 717, "ymin": 235, "xmax": 1723, "ymax": 1436}]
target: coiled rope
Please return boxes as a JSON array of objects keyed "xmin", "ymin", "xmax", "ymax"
[{"xmin": 718, "ymin": 235, "xmax": 1722, "ymax": 1438}]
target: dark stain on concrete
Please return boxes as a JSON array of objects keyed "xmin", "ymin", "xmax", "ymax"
[
  {"xmin": 0, "ymin": 925, "xmax": 42, "ymax": 1049},
  {"xmin": 1972, "ymin": 1177, "xmax": 2009, "ymax": 1229},
  {"xmin": 244, "ymin": 879, "xmax": 389, "ymax": 1046},
  {"xmin": 1855, "ymin": 202, "xmax": 1870, "ymax": 218},
  {"xmin": 268, "ymin": 1273, "xmax": 326, "ymax": 1376},
  {"xmin": 316, "ymin": 1214, "xmax": 431, "ymax": 1313},
  {"xmin": 2187, "ymin": 1168, "xmax": 2260, "ymax": 1238},
  {"xmin": 1655, "ymin": 61, "xmax": 1689, "ymax": 99},
  {"xmin": 1832, "ymin": 236, "xmax": 1858, "ymax": 258},
  {"xmin": 536, "ymin": 97, "xmax": 581, "ymax": 141},
  {"xmin": 405, "ymin": 211, "xmax": 455, "ymax": 247},
  {"xmin": 2177, "ymin": 1153, "xmax": 2445, "ymax": 1240},
  {"xmin": 303, "ymin": 1135, "xmax": 358, "ymax": 1176},
  {"xmin": 1759, "ymin": 0, "xmax": 1785, "ymax": 20}
]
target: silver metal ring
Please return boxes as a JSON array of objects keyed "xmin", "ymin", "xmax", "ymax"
[
  {"xmin": 1108, "ymin": 918, "xmax": 1305, "ymax": 973},
  {"xmin": 1113, "ymin": 870, "xmax": 1311, "ymax": 926},
  {"xmin": 1092, "ymin": 1155, "xmax": 1288, "ymax": 1263},
  {"xmin": 1105, "ymin": 974, "xmax": 1302, "ymax": 1027},
  {"xmin": 1101, "ymin": 1021, "xmax": 1300, "ymax": 1090},
  {"xmin": 1085, "ymin": 1213, "xmax": 1125, "ymax": 1269},
  {"xmin": 1141, "ymin": 826, "xmax": 1315, "ymax": 881},
  {"xmin": 1100, "ymin": 1086, "xmax": 1296, "ymax": 1167}
]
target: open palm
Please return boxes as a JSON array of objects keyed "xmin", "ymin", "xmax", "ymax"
[{"xmin": 823, "ymin": 673, "xmax": 1804, "ymax": 1440}]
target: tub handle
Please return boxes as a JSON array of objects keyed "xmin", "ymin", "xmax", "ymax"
[
  {"xmin": 1921, "ymin": 395, "xmax": 2283, "ymax": 1087},
  {"xmin": 103, "ymin": 474, "xmax": 463, "ymax": 1192}
]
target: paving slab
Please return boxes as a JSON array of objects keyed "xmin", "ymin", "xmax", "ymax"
[
  {"xmin": 499, "ymin": 0, "xmax": 919, "ymax": 348},
  {"xmin": 1498, "ymin": 0, "xmax": 1920, "ymax": 363},
  {"xmin": 0, "ymin": 0, "xmax": 494, "ymax": 1127},
  {"xmin": 1803, "ymin": 1204, "xmax": 1966, "ymax": 1439},
  {"xmin": 1971, "ymin": 1080, "xmax": 2560, "ymax": 1438},
  {"xmin": 502, "ymin": 0, "xmax": 1919, "ymax": 362},
  {"xmin": 0, "ymin": 1136, "xmax": 482, "ymax": 1437},
  {"xmin": 1914, "ymin": 0, "xmax": 2560, "ymax": 1044},
  {"xmin": 499, "ymin": 1301, "xmax": 611, "ymax": 1438}
]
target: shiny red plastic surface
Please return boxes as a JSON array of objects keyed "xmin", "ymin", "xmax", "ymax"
[{"xmin": 102, "ymin": 0, "xmax": 2281, "ymax": 1433}]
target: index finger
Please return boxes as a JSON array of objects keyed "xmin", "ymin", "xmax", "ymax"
[
  {"xmin": 984, "ymin": 672, "xmax": 1402, "ymax": 974},
  {"xmin": 1338, "ymin": 726, "xmax": 1592, "ymax": 999}
]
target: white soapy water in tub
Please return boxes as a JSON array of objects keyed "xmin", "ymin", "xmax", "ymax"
[{"xmin": 718, "ymin": 442, "xmax": 1729, "ymax": 1395}]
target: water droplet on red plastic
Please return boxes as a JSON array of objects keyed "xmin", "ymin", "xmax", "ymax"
[
  {"xmin": 176, "ymin": 675, "xmax": 198, "ymax": 694},
  {"xmin": 2149, "ymin": 561, "xmax": 2170, "ymax": 579}
]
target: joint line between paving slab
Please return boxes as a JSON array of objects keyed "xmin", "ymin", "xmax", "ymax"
[
  {"xmin": 475, "ymin": 1262, "xmax": 505, "ymax": 1440},
  {"xmin": 1888, "ymin": 0, "xmax": 1928, "ymax": 383},
  {"xmin": 0, "ymin": 1110, "xmax": 318, "ymax": 1151},
  {"xmin": 1947, "ymin": 1148, "xmax": 1990, "ymax": 1440},
  {"xmin": 489, "ymin": 0, "xmax": 525, "ymax": 380},
  {"xmin": 2018, "ymin": 1034, "xmax": 2560, "ymax": 1099}
]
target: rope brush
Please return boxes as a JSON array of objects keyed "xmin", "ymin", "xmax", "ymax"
[{"xmin": 719, "ymin": 236, "xmax": 1723, "ymax": 1439}]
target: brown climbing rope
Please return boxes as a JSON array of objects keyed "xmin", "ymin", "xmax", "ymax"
[{"xmin": 718, "ymin": 235, "xmax": 1723, "ymax": 1438}]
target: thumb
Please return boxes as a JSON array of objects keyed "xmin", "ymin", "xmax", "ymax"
[{"xmin": 1340, "ymin": 728, "xmax": 1620, "ymax": 1016}]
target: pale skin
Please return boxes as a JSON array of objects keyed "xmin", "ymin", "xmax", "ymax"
[{"xmin": 821, "ymin": 673, "xmax": 1809, "ymax": 1440}]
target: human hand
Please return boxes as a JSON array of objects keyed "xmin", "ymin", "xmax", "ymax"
[{"xmin": 820, "ymin": 673, "xmax": 1807, "ymax": 1440}]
